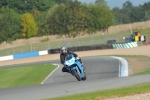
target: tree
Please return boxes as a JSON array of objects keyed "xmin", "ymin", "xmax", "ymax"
[
  {"xmin": 122, "ymin": 0, "xmax": 133, "ymax": 9},
  {"xmin": 21, "ymin": 13, "xmax": 38, "ymax": 38},
  {"xmin": 0, "ymin": 0, "xmax": 56, "ymax": 13},
  {"xmin": 95, "ymin": 0, "xmax": 107, "ymax": 5},
  {"xmin": 54, "ymin": 0, "xmax": 72, "ymax": 4},
  {"xmin": 31, "ymin": 9, "xmax": 48, "ymax": 36},
  {"xmin": 143, "ymin": 11, "xmax": 150, "ymax": 21},
  {"xmin": 31, "ymin": 0, "xmax": 55, "ymax": 12},
  {"xmin": 0, "ymin": 6, "xmax": 21, "ymax": 43},
  {"xmin": 112, "ymin": 7, "xmax": 121, "ymax": 24},
  {"xmin": 48, "ymin": 0, "xmax": 90, "ymax": 36},
  {"xmin": 65, "ymin": 0, "xmax": 90, "ymax": 36},
  {"xmin": 87, "ymin": 4, "xmax": 114, "ymax": 32},
  {"xmin": 130, "ymin": 6, "xmax": 144, "ymax": 22},
  {"xmin": 47, "ymin": 3, "xmax": 67, "ymax": 35}
]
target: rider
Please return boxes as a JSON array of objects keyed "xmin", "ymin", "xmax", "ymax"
[{"xmin": 60, "ymin": 46, "xmax": 83, "ymax": 72}]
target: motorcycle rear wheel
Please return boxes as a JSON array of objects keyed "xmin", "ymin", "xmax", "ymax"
[{"xmin": 73, "ymin": 70, "xmax": 81, "ymax": 81}]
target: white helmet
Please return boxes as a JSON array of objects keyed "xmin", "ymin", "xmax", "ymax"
[
  {"xmin": 61, "ymin": 46, "xmax": 67, "ymax": 50},
  {"xmin": 61, "ymin": 46, "xmax": 67, "ymax": 54}
]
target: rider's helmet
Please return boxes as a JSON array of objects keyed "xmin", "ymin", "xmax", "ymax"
[{"xmin": 60, "ymin": 46, "xmax": 67, "ymax": 54}]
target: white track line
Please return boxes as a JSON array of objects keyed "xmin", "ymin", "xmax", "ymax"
[{"xmin": 41, "ymin": 64, "xmax": 59, "ymax": 84}]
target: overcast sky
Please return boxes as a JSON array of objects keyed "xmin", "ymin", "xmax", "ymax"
[{"xmin": 78, "ymin": 0, "xmax": 150, "ymax": 9}]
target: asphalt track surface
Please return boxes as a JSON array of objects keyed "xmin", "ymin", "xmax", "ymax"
[{"xmin": 0, "ymin": 56, "xmax": 150, "ymax": 100}]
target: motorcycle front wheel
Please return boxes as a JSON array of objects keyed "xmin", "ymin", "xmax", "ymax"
[
  {"xmin": 73, "ymin": 70, "xmax": 81, "ymax": 81},
  {"xmin": 82, "ymin": 72, "xmax": 87, "ymax": 81}
]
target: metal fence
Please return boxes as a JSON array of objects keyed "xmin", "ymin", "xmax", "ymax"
[{"xmin": 0, "ymin": 32, "xmax": 149, "ymax": 57}]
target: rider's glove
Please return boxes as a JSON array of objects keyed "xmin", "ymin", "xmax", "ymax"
[{"xmin": 76, "ymin": 57, "xmax": 80, "ymax": 60}]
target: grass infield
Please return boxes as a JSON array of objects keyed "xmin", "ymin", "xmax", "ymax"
[{"xmin": 0, "ymin": 64, "xmax": 57, "ymax": 88}]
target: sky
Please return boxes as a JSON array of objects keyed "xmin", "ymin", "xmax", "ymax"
[{"xmin": 78, "ymin": 0, "xmax": 150, "ymax": 9}]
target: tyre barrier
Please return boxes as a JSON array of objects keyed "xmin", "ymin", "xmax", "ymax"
[
  {"xmin": 112, "ymin": 42, "xmax": 138, "ymax": 49},
  {"xmin": 48, "ymin": 44, "xmax": 113, "ymax": 54}
]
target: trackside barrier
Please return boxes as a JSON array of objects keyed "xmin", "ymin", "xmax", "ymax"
[
  {"xmin": 0, "ymin": 55, "xmax": 13, "ymax": 61},
  {"xmin": 111, "ymin": 56, "xmax": 128, "ymax": 77},
  {"xmin": 48, "ymin": 44, "xmax": 113, "ymax": 54},
  {"xmin": 0, "ymin": 50, "xmax": 48, "ymax": 61},
  {"xmin": 0, "ymin": 44, "xmax": 112, "ymax": 61},
  {"xmin": 112, "ymin": 42, "xmax": 138, "ymax": 49}
]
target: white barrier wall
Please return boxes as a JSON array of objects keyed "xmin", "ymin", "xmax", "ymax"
[
  {"xmin": 0, "ymin": 55, "xmax": 13, "ymax": 61},
  {"xmin": 39, "ymin": 50, "xmax": 48, "ymax": 56},
  {"xmin": 0, "ymin": 50, "xmax": 48, "ymax": 62}
]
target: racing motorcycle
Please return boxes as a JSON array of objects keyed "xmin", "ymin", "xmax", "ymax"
[{"xmin": 64, "ymin": 54, "xmax": 86, "ymax": 81}]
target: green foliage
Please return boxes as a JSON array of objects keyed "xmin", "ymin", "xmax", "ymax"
[
  {"xmin": 143, "ymin": 11, "xmax": 150, "ymax": 21},
  {"xmin": 48, "ymin": 0, "xmax": 90, "ymax": 36},
  {"xmin": 2, "ymin": 0, "xmax": 150, "ymax": 43},
  {"xmin": 31, "ymin": 0, "xmax": 55, "ymax": 12},
  {"xmin": 47, "ymin": 0, "xmax": 114, "ymax": 36},
  {"xmin": 47, "ymin": 3, "xmax": 67, "ymax": 35},
  {"xmin": 0, "ymin": 6, "xmax": 21, "ymax": 43},
  {"xmin": 0, "ymin": 0, "xmax": 114, "ymax": 43},
  {"xmin": 87, "ymin": 4, "xmax": 114, "ymax": 32},
  {"xmin": 31, "ymin": 9, "xmax": 48, "ymax": 36},
  {"xmin": 21, "ymin": 13, "xmax": 38, "ymax": 38},
  {"xmin": 95, "ymin": 0, "xmax": 107, "ymax": 5},
  {"xmin": 0, "ymin": 0, "xmax": 55, "ymax": 13},
  {"xmin": 65, "ymin": 0, "xmax": 91, "ymax": 35},
  {"xmin": 54, "ymin": 0, "xmax": 72, "ymax": 4},
  {"xmin": 112, "ymin": 1, "xmax": 150, "ymax": 24}
]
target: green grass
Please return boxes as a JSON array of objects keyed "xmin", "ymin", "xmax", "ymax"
[
  {"xmin": 0, "ymin": 64, "xmax": 56, "ymax": 88},
  {"xmin": 133, "ymin": 68, "xmax": 150, "ymax": 75},
  {"xmin": 43, "ymin": 82, "xmax": 150, "ymax": 100}
]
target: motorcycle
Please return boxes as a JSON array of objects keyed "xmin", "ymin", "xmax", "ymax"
[{"xmin": 64, "ymin": 54, "xmax": 86, "ymax": 81}]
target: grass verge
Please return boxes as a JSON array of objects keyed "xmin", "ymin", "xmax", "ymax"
[{"xmin": 0, "ymin": 64, "xmax": 56, "ymax": 88}]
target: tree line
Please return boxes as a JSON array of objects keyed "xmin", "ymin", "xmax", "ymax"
[
  {"xmin": 112, "ymin": 0, "xmax": 150, "ymax": 24},
  {"xmin": 0, "ymin": 0, "xmax": 114, "ymax": 43},
  {"xmin": 0, "ymin": 0, "xmax": 150, "ymax": 43}
]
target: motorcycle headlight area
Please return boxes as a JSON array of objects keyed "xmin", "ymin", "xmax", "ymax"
[{"xmin": 65, "ymin": 58, "xmax": 75, "ymax": 66}]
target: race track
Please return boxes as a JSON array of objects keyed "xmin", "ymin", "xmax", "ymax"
[{"xmin": 0, "ymin": 56, "xmax": 150, "ymax": 100}]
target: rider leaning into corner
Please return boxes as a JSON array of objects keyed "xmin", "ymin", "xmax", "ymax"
[{"xmin": 60, "ymin": 46, "xmax": 84, "ymax": 72}]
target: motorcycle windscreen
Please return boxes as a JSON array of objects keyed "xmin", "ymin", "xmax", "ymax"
[{"xmin": 65, "ymin": 54, "xmax": 75, "ymax": 66}]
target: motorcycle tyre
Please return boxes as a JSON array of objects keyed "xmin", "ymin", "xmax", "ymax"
[
  {"xmin": 82, "ymin": 72, "xmax": 87, "ymax": 81},
  {"xmin": 73, "ymin": 70, "xmax": 81, "ymax": 81}
]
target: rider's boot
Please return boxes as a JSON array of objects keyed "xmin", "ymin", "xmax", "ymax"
[{"xmin": 62, "ymin": 67, "xmax": 69, "ymax": 73}]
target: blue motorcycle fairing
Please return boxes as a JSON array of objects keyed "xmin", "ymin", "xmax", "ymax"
[{"xmin": 64, "ymin": 54, "xmax": 85, "ymax": 78}]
